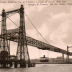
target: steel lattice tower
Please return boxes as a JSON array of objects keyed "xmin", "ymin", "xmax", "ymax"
[
  {"xmin": 0, "ymin": 9, "xmax": 10, "ymax": 55},
  {"xmin": 16, "ymin": 5, "xmax": 30, "ymax": 67}
]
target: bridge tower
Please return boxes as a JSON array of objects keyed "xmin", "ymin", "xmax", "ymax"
[
  {"xmin": 16, "ymin": 5, "xmax": 30, "ymax": 67},
  {"xmin": 0, "ymin": 9, "xmax": 10, "ymax": 55},
  {"xmin": 0, "ymin": 9, "xmax": 10, "ymax": 68}
]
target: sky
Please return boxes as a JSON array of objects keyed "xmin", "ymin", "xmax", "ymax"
[{"xmin": 0, "ymin": 0, "xmax": 72, "ymax": 59}]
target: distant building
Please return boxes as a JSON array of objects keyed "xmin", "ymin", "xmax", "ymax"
[{"xmin": 56, "ymin": 57, "xmax": 63, "ymax": 61}]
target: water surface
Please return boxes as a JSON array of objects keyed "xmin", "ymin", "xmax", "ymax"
[{"xmin": 0, "ymin": 64, "xmax": 72, "ymax": 72}]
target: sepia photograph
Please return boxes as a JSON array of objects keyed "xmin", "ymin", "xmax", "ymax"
[{"xmin": 0, "ymin": 0, "xmax": 72, "ymax": 72}]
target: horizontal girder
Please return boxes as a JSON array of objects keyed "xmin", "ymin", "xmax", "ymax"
[
  {"xmin": 0, "ymin": 28, "xmax": 72, "ymax": 55},
  {"xmin": 6, "ymin": 9, "xmax": 19, "ymax": 14},
  {"xmin": 0, "ymin": 9, "xmax": 19, "ymax": 16}
]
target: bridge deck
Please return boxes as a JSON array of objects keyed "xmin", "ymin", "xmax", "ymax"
[{"xmin": 0, "ymin": 28, "xmax": 72, "ymax": 55}]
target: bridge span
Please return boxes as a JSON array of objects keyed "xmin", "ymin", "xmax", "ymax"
[
  {"xmin": 0, "ymin": 5, "xmax": 71, "ymax": 68},
  {"xmin": 0, "ymin": 28, "xmax": 72, "ymax": 55}
]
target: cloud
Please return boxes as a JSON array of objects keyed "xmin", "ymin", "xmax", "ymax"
[
  {"xmin": 37, "ymin": 5, "xmax": 47, "ymax": 12},
  {"xmin": 47, "ymin": 6, "xmax": 72, "ymax": 51},
  {"xmin": 50, "ymin": 22, "xmax": 68, "ymax": 49},
  {"xmin": 50, "ymin": 7, "xmax": 72, "ymax": 43}
]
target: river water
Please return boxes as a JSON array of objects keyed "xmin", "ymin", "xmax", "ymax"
[{"xmin": 0, "ymin": 64, "xmax": 72, "ymax": 72}]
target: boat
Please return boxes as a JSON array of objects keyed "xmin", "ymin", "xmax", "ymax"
[{"xmin": 40, "ymin": 55, "xmax": 49, "ymax": 62}]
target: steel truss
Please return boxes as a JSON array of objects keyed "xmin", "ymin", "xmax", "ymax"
[
  {"xmin": 0, "ymin": 9, "xmax": 10, "ymax": 55},
  {"xmin": 0, "ymin": 5, "xmax": 31, "ymax": 68},
  {"xmin": 0, "ymin": 30, "xmax": 72, "ymax": 55}
]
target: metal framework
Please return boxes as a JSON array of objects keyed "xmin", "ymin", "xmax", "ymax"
[
  {"xmin": 0, "ymin": 5, "xmax": 72, "ymax": 67},
  {"xmin": 0, "ymin": 5, "xmax": 31, "ymax": 68},
  {"xmin": 0, "ymin": 9, "xmax": 10, "ymax": 55},
  {"xmin": 0, "ymin": 29, "xmax": 72, "ymax": 55},
  {"xmin": 16, "ymin": 5, "xmax": 30, "ymax": 67}
]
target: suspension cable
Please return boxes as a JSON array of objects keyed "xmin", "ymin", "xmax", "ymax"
[
  {"xmin": 7, "ymin": 17, "xmax": 18, "ymax": 27},
  {"xmin": 25, "ymin": 13, "xmax": 49, "ymax": 44},
  {"xmin": 24, "ymin": 12, "xmax": 51, "ymax": 58},
  {"xmin": 0, "ymin": 12, "xmax": 17, "ymax": 22},
  {"xmin": 7, "ymin": 16, "xmax": 31, "ymax": 37}
]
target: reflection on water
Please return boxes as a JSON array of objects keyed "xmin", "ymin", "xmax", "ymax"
[{"xmin": 0, "ymin": 64, "xmax": 72, "ymax": 72}]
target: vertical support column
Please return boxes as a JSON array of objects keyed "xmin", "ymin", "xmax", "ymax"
[
  {"xmin": 8, "ymin": 40, "xmax": 10, "ymax": 55},
  {"xmin": 1, "ymin": 9, "xmax": 10, "ymax": 54},
  {"xmin": 67, "ymin": 46, "xmax": 69, "ymax": 63},
  {"xmin": 62, "ymin": 53, "xmax": 64, "ymax": 62},
  {"xmin": 0, "ymin": 9, "xmax": 10, "ymax": 68},
  {"xmin": 16, "ymin": 5, "xmax": 30, "ymax": 68},
  {"xmin": 1, "ymin": 9, "xmax": 6, "ymax": 51}
]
